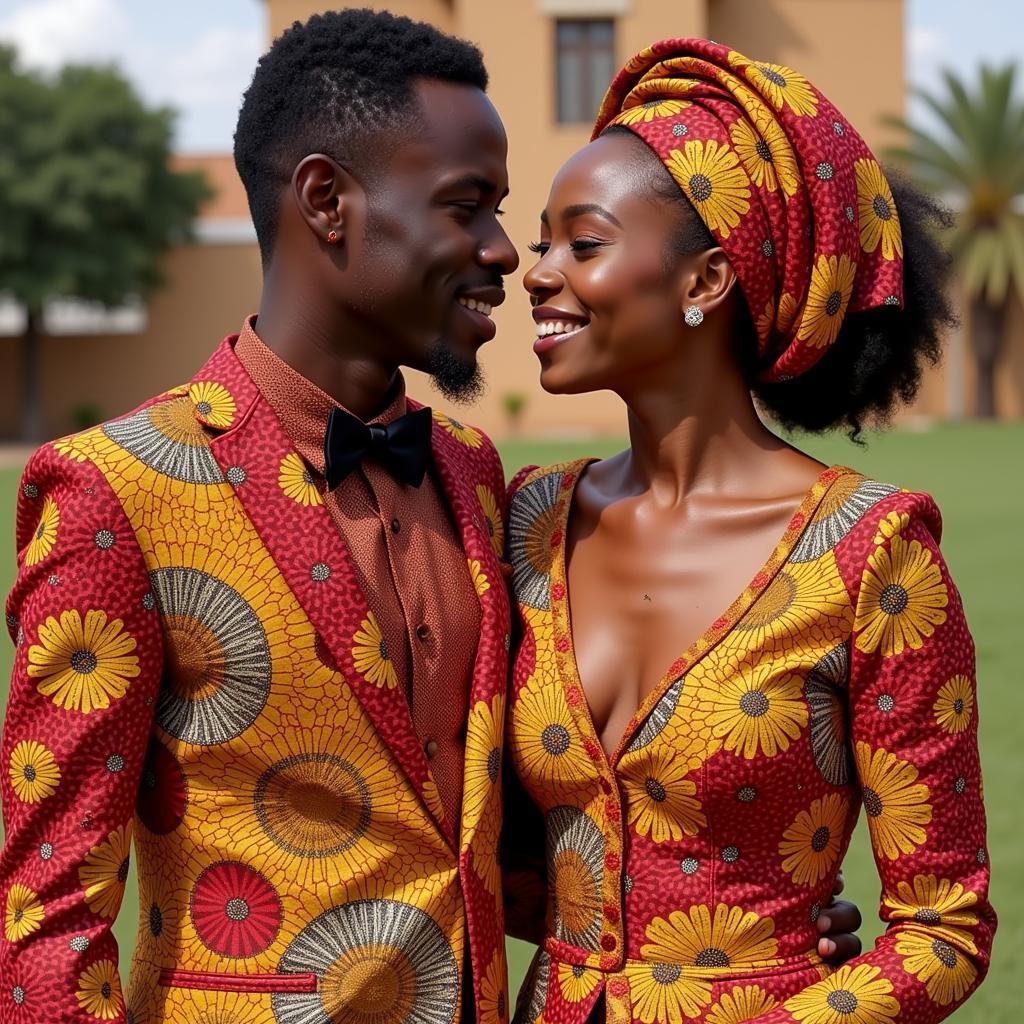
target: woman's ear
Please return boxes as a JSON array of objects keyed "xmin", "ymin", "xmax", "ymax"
[{"xmin": 678, "ymin": 247, "xmax": 740, "ymax": 318}]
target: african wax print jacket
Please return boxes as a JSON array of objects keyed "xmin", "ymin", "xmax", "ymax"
[
  {"xmin": 505, "ymin": 460, "xmax": 995, "ymax": 1024},
  {"xmin": 0, "ymin": 337, "xmax": 512, "ymax": 1024}
]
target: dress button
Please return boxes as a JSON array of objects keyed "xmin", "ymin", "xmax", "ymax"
[
  {"xmin": 600, "ymin": 933, "xmax": 617, "ymax": 951},
  {"xmin": 425, "ymin": 740, "xmax": 438, "ymax": 759},
  {"xmin": 416, "ymin": 624, "xmax": 430, "ymax": 641},
  {"xmin": 390, "ymin": 518, "xmax": 401, "ymax": 534}
]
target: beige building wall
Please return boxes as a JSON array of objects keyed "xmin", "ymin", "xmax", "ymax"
[{"xmin": 9, "ymin": 0, "xmax": 1022, "ymax": 440}]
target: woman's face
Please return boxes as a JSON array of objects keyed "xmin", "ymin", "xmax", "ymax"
[{"xmin": 522, "ymin": 132, "xmax": 694, "ymax": 395}]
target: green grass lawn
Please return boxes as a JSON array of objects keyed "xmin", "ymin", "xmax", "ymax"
[{"xmin": 1, "ymin": 421, "xmax": 1020, "ymax": 1020}]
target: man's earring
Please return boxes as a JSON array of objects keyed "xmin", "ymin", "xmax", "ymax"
[
  {"xmin": 684, "ymin": 305, "xmax": 704, "ymax": 327},
  {"xmin": 327, "ymin": 229, "xmax": 339, "ymax": 245}
]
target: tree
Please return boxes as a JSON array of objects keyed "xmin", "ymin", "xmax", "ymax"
[
  {"xmin": 0, "ymin": 47, "xmax": 211, "ymax": 440},
  {"xmin": 887, "ymin": 64, "xmax": 1024, "ymax": 418}
]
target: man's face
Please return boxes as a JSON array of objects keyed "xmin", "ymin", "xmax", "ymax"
[{"xmin": 342, "ymin": 80, "xmax": 519, "ymax": 400}]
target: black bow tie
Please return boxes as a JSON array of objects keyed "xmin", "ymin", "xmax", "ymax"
[{"xmin": 324, "ymin": 405, "xmax": 433, "ymax": 491}]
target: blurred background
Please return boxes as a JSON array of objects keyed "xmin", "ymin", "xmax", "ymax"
[{"xmin": 0, "ymin": 1, "xmax": 1021, "ymax": 1021}]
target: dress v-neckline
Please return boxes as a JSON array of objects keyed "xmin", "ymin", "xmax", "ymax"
[{"xmin": 547, "ymin": 460, "xmax": 857, "ymax": 768}]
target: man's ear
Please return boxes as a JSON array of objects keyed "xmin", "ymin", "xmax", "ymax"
[
  {"xmin": 677, "ymin": 247, "xmax": 740, "ymax": 318},
  {"xmin": 292, "ymin": 153, "xmax": 360, "ymax": 246}
]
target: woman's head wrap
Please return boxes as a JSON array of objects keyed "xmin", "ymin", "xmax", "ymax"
[{"xmin": 593, "ymin": 38, "xmax": 904, "ymax": 381}]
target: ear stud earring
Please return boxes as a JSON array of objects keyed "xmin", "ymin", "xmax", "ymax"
[
  {"xmin": 684, "ymin": 305, "xmax": 704, "ymax": 327},
  {"xmin": 327, "ymin": 230, "xmax": 339, "ymax": 245}
]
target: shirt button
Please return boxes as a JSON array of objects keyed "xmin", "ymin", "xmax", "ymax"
[
  {"xmin": 416, "ymin": 624, "xmax": 431, "ymax": 641},
  {"xmin": 425, "ymin": 740, "xmax": 438, "ymax": 759},
  {"xmin": 600, "ymin": 933, "xmax": 617, "ymax": 951},
  {"xmin": 390, "ymin": 518, "xmax": 401, "ymax": 534}
]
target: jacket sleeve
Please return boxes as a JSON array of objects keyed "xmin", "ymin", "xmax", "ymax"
[
  {"xmin": 749, "ymin": 492, "xmax": 996, "ymax": 1023},
  {"xmin": 1, "ymin": 443, "xmax": 163, "ymax": 1023}
]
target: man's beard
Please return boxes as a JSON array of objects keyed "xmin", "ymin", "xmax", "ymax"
[{"xmin": 427, "ymin": 342, "xmax": 486, "ymax": 404}]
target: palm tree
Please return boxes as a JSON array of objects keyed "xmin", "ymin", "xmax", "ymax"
[{"xmin": 887, "ymin": 64, "xmax": 1024, "ymax": 417}]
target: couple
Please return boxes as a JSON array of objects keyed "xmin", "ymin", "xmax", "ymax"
[{"xmin": 0, "ymin": 8, "xmax": 993, "ymax": 1024}]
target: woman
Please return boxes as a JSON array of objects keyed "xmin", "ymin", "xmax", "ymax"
[{"xmin": 504, "ymin": 38, "xmax": 994, "ymax": 1024}]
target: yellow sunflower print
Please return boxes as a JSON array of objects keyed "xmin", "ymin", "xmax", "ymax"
[
  {"xmin": 28, "ymin": 609, "xmax": 140, "ymax": 713},
  {"xmin": 873, "ymin": 510, "xmax": 910, "ymax": 545},
  {"xmin": 706, "ymin": 984, "xmax": 778, "ymax": 1024},
  {"xmin": 738, "ymin": 57, "xmax": 820, "ymax": 117},
  {"xmin": 855, "ymin": 158, "xmax": 903, "ymax": 260},
  {"xmin": 79, "ymin": 823, "xmax": 133, "ymax": 918},
  {"xmin": 476, "ymin": 484, "xmax": 505, "ymax": 558},
  {"xmin": 8, "ymin": 739, "xmax": 61, "ymax": 803},
  {"xmin": 479, "ymin": 948, "xmax": 510, "ymax": 1023},
  {"xmin": 509, "ymin": 679, "xmax": 592, "ymax": 801},
  {"xmin": 469, "ymin": 558, "xmax": 490, "ymax": 597},
  {"xmin": 854, "ymin": 532, "xmax": 948, "ymax": 656},
  {"xmin": 614, "ymin": 97, "xmax": 691, "ymax": 125},
  {"xmin": 557, "ymin": 962, "xmax": 601, "ymax": 1004},
  {"xmin": 784, "ymin": 962, "xmax": 899, "ymax": 1023},
  {"xmin": 894, "ymin": 926, "xmax": 978, "ymax": 1005},
  {"xmin": 729, "ymin": 115, "xmax": 799, "ymax": 196},
  {"xmin": 76, "ymin": 959, "xmax": 123, "ymax": 1020},
  {"xmin": 855, "ymin": 741, "xmax": 931, "ymax": 860},
  {"xmin": 434, "ymin": 411, "xmax": 482, "ymax": 448},
  {"xmin": 756, "ymin": 299, "xmax": 776, "ymax": 342},
  {"xmin": 622, "ymin": 747, "xmax": 706, "ymax": 842},
  {"xmin": 797, "ymin": 255, "xmax": 857, "ymax": 349},
  {"xmin": 471, "ymin": 787, "xmax": 502, "ymax": 896},
  {"xmin": 643, "ymin": 903, "xmax": 779, "ymax": 971},
  {"xmin": 351, "ymin": 612, "xmax": 398, "ymax": 689},
  {"xmin": 278, "ymin": 452, "xmax": 322, "ymax": 507},
  {"xmin": 463, "ymin": 692, "xmax": 504, "ymax": 832},
  {"xmin": 779, "ymin": 793, "xmax": 848, "ymax": 885},
  {"xmin": 884, "ymin": 874, "xmax": 979, "ymax": 949},
  {"xmin": 664, "ymin": 139, "xmax": 751, "ymax": 239},
  {"xmin": 777, "ymin": 291, "xmax": 799, "ymax": 333},
  {"xmin": 628, "ymin": 959, "xmax": 712, "ymax": 1024},
  {"xmin": 5, "ymin": 883, "xmax": 45, "ymax": 941},
  {"xmin": 25, "ymin": 495, "xmax": 59, "ymax": 566},
  {"xmin": 188, "ymin": 380, "xmax": 236, "ymax": 428},
  {"xmin": 933, "ymin": 675, "xmax": 974, "ymax": 734},
  {"xmin": 700, "ymin": 660, "xmax": 807, "ymax": 759}
]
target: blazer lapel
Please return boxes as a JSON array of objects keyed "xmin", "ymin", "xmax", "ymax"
[
  {"xmin": 427, "ymin": 413, "xmax": 512, "ymax": 852},
  {"xmin": 194, "ymin": 345, "xmax": 446, "ymax": 843}
]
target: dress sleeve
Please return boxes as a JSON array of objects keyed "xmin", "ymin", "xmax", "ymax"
[
  {"xmin": 748, "ymin": 492, "xmax": 996, "ymax": 1023},
  {"xmin": 1, "ymin": 444, "xmax": 163, "ymax": 1023}
]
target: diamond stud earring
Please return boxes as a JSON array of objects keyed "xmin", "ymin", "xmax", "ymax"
[{"xmin": 684, "ymin": 305, "xmax": 704, "ymax": 327}]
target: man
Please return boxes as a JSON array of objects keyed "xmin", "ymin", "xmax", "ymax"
[{"xmin": 0, "ymin": 9, "xmax": 858, "ymax": 1023}]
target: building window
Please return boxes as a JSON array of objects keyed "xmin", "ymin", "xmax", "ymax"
[{"xmin": 555, "ymin": 19, "xmax": 615, "ymax": 124}]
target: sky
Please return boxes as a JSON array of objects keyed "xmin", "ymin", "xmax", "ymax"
[{"xmin": 0, "ymin": 0, "xmax": 1020, "ymax": 153}]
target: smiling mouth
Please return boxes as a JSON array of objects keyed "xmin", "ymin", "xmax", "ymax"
[{"xmin": 534, "ymin": 319, "xmax": 587, "ymax": 340}]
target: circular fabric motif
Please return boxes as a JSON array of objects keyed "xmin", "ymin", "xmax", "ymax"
[
  {"xmin": 626, "ymin": 677, "xmax": 684, "ymax": 754},
  {"xmin": 103, "ymin": 399, "xmax": 224, "ymax": 484},
  {"xmin": 790, "ymin": 479, "xmax": 898, "ymax": 563},
  {"xmin": 255, "ymin": 753, "xmax": 372, "ymax": 858},
  {"xmin": 545, "ymin": 806, "xmax": 605, "ymax": 949},
  {"xmin": 512, "ymin": 951, "xmax": 551, "ymax": 1024},
  {"xmin": 805, "ymin": 642, "xmax": 852, "ymax": 785},
  {"xmin": 508, "ymin": 473, "xmax": 564, "ymax": 610},
  {"xmin": 272, "ymin": 899, "xmax": 459, "ymax": 1024},
  {"xmin": 190, "ymin": 861, "xmax": 282, "ymax": 958},
  {"xmin": 137, "ymin": 737, "xmax": 188, "ymax": 834},
  {"xmin": 150, "ymin": 567, "xmax": 271, "ymax": 745}
]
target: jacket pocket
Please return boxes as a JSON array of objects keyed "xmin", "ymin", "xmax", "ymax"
[{"xmin": 159, "ymin": 968, "xmax": 317, "ymax": 993}]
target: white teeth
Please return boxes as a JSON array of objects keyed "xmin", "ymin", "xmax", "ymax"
[
  {"xmin": 534, "ymin": 320, "xmax": 586, "ymax": 338},
  {"xmin": 458, "ymin": 297, "xmax": 492, "ymax": 316}
]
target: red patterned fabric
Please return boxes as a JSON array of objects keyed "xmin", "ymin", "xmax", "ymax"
[
  {"xmin": 1, "ymin": 336, "xmax": 512, "ymax": 1023},
  {"xmin": 505, "ymin": 462, "xmax": 994, "ymax": 1024},
  {"xmin": 593, "ymin": 38, "xmax": 904, "ymax": 381}
]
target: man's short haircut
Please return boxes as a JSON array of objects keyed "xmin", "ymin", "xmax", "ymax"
[{"xmin": 234, "ymin": 7, "xmax": 488, "ymax": 263}]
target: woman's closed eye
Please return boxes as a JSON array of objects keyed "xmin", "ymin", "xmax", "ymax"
[{"xmin": 527, "ymin": 238, "xmax": 605, "ymax": 255}]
